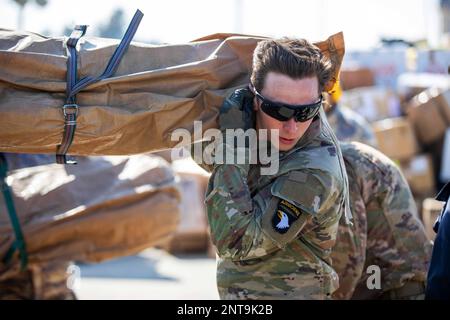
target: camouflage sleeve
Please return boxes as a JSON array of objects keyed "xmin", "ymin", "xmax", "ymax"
[
  {"xmin": 365, "ymin": 162, "xmax": 432, "ymax": 288},
  {"xmin": 206, "ymin": 164, "xmax": 339, "ymax": 261},
  {"xmin": 269, "ymin": 169, "xmax": 342, "ymax": 254}
]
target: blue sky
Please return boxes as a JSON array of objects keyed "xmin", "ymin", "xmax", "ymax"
[{"xmin": 0, "ymin": 0, "xmax": 442, "ymax": 49}]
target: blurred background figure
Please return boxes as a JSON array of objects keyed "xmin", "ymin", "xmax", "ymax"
[
  {"xmin": 325, "ymin": 82, "xmax": 378, "ymax": 148},
  {"xmin": 332, "ymin": 142, "xmax": 432, "ymax": 300},
  {"xmin": 426, "ymin": 182, "xmax": 450, "ymax": 299}
]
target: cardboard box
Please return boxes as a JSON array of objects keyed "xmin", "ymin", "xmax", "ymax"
[
  {"xmin": 161, "ymin": 231, "xmax": 209, "ymax": 253},
  {"xmin": 340, "ymin": 68, "xmax": 375, "ymax": 90},
  {"xmin": 161, "ymin": 157, "xmax": 211, "ymax": 253},
  {"xmin": 340, "ymin": 86, "xmax": 401, "ymax": 122},
  {"xmin": 422, "ymin": 198, "xmax": 444, "ymax": 241},
  {"xmin": 344, "ymin": 49, "xmax": 450, "ymax": 89},
  {"xmin": 397, "ymin": 72, "xmax": 450, "ymax": 101},
  {"xmin": 344, "ymin": 48, "xmax": 407, "ymax": 89},
  {"xmin": 435, "ymin": 89, "xmax": 450, "ymax": 125},
  {"xmin": 401, "ymin": 154, "xmax": 436, "ymax": 197},
  {"xmin": 406, "ymin": 88, "xmax": 450, "ymax": 145},
  {"xmin": 372, "ymin": 117, "xmax": 419, "ymax": 161}
]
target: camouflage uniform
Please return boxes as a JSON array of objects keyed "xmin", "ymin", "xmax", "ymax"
[
  {"xmin": 332, "ymin": 142, "xmax": 432, "ymax": 299},
  {"xmin": 327, "ymin": 104, "xmax": 378, "ymax": 148},
  {"xmin": 201, "ymin": 89, "xmax": 346, "ymax": 300}
]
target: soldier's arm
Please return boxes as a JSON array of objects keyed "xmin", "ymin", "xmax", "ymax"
[{"xmin": 206, "ymin": 164, "xmax": 338, "ymax": 261}]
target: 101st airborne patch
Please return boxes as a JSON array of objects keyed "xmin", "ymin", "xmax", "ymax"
[{"xmin": 271, "ymin": 199, "xmax": 303, "ymax": 234}]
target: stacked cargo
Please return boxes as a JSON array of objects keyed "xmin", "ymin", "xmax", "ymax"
[
  {"xmin": 152, "ymin": 149, "xmax": 215, "ymax": 254},
  {"xmin": 0, "ymin": 154, "xmax": 181, "ymax": 298},
  {"xmin": 404, "ymin": 88, "xmax": 450, "ymax": 238},
  {"xmin": 162, "ymin": 156, "xmax": 211, "ymax": 253}
]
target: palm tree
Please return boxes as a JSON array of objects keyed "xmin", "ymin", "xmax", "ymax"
[{"xmin": 11, "ymin": 0, "xmax": 48, "ymax": 30}]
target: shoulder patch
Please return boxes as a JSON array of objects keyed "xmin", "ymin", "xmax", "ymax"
[{"xmin": 272, "ymin": 199, "xmax": 303, "ymax": 234}]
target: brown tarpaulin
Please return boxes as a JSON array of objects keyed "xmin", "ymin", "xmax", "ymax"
[
  {"xmin": 0, "ymin": 31, "xmax": 344, "ymax": 155},
  {"xmin": 0, "ymin": 261, "xmax": 76, "ymax": 299},
  {"xmin": 0, "ymin": 154, "xmax": 181, "ymax": 276}
]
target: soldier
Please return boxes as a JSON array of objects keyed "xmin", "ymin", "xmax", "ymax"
[
  {"xmin": 199, "ymin": 38, "xmax": 350, "ymax": 299},
  {"xmin": 325, "ymin": 83, "xmax": 378, "ymax": 148},
  {"xmin": 332, "ymin": 142, "xmax": 432, "ymax": 300},
  {"xmin": 327, "ymin": 105, "xmax": 378, "ymax": 148}
]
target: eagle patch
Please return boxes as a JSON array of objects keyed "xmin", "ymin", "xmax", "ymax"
[{"xmin": 272, "ymin": 199, "xmax": 302, "ymax": 234}]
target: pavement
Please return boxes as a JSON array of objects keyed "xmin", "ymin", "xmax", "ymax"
[{"xmin": 73, "ymin": 248, "xmax": 219, "ymax": 300}]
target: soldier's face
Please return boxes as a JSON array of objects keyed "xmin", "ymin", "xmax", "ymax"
[{"xmin": 254, "ymin": 72, "xmax": 319, "ymax": 151}]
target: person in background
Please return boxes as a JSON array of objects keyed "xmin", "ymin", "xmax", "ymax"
[
  {"xmin": 332, "ymin": 142, "xmax": 432, "ymax": 300},
  {"xmin": 325, "ymin": 82, "xmax": 378, "ymax": 148},
  {"xmin": 426, "ymin": 182, "xmax": 450, "ymax": 299}
]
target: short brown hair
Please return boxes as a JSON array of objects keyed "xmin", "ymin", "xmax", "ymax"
[{"xmin": 250, "ymin": 38, "xmax": 332, "ymax": 93}]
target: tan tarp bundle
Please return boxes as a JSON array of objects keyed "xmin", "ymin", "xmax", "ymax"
[
  {"xmin": 0, "ymin": 30, "xmax": 344, "ymax": 155},
  {"xmin": 0, "ymin": 261, "xmax": 76, "ymax": 299},
  {"xmin": 0, "ymin": 154, "xmax": 181, "ymax": 277}
]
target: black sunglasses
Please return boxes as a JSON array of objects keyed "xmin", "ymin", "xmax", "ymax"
[{"xmin": 253, "ymin": 88, "xmax": 322, "ymax": 122}]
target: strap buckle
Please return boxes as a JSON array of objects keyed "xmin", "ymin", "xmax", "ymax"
[{"xmin": 62, "ymin": 103, "xmax": 79, "ymax": 117}]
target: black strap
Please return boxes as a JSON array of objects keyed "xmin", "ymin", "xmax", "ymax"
[
  {"xmin": 0, "ymin": 154, "xmax": 28, "ymax": 270},
  {"xmin": 56, "ymin": 9, "xmax": 144, "ymax": 164},
  {"xmin": 56, "ymin": 25, "xmax": 87, "ymax": 164}
]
